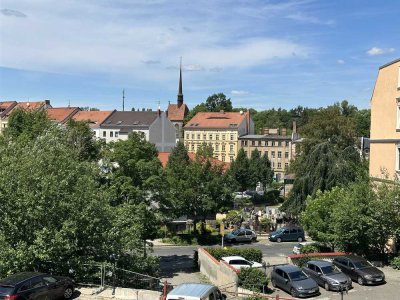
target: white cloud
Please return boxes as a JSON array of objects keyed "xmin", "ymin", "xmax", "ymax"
[
  {"xmin": 231, "ymin": 90, "xmax": 249, "ymax": 96},
  {"xmin": 286, "ymin": 12, "xmax": 334, "ymax": 25},
  {"xmin": 183, "ymin": 64, "xmax": 204, "ymax": 71},
  {"xmin": 0, "ymin": 8, "xmax": 27, "ymax": 17},
  {"xmin": 337, "ymin": 59, "xmax": 345, "ymax": 64},
  {"xmin": 367, "ymin": 47, "xmax": 395, "ymax": 56}
]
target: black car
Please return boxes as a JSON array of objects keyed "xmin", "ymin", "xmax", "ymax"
[
  {"xmin": 332, "ymin": 255, "xmax": 385, "ymax": 285},
  {"xmin": 0, "ymin": 272, "xmax": 74, "ymax": 300}
]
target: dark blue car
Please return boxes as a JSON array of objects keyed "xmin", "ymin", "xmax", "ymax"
[{"xmin": 269, "ymin": 226, "xmax": 305, "ymax": 242}]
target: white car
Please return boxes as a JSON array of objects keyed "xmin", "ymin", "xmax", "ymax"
[
  {"xmin": 221, "ymin": 256, "xmax": 263, "ymax": 270},
  {"xmin": 292, "ymin": 241, "xmax": 317, "ymax": 254}
]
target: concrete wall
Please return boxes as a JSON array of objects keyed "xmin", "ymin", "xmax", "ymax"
[{"xmin": 197, "ymin": 248, "xmax": 238, "ymax": 294}]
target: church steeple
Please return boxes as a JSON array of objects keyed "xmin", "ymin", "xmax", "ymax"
[{"xmin": 177, "ymin": 57, "xmax": 183, "ymax": 106}]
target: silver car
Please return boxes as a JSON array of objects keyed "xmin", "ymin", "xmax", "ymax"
[
  {"xmin": 223, "ymin": 229, "xmax": 257, "ymax": 243},
  {"xmin": 303, "ymin": 260, "xmax": 352, "ymax": 291}
]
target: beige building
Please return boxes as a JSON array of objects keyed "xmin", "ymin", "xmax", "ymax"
[
  {"xmin": 239, "ymin": 128, "xmax": 295, "ymax": 182},
  {"xmin": 369, "ymin": 58, "xmax": 400, "ymax": 180},
  {"xmin": 184, "ymin": 111, "xmax": 254, "ymax": 162}
]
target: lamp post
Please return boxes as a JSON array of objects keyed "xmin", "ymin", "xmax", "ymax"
[{"xmin": 110, "ymin": 253, "xmax": 119, "ymax": 296}]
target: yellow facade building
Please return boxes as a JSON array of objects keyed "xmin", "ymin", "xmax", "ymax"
[
  {"xmin": 184, "ymin": 111, "xmax": 254, "ymax": 162},
  {"xmin": 369, "ymin": 58, "xmax": 400, "ymax": 180}
]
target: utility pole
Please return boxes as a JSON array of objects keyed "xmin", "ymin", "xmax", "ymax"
[{"xmin": 122, "ymin": 89, "xmax": 125, "ymax": 112}]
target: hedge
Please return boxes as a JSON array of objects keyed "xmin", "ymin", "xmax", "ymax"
[
  {"xmin": 390, "ymin": 257, "xmax": 400, "ymax": 270},
  {"xmin": 238, "ymin": 267, "xmax": 268, "ymax": 292},
  {"xmin": 205, "ymin": 247, "xmax": 263, "ymax": 263}
]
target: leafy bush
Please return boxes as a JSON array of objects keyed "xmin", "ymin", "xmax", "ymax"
[
  {"xmin": 390, "ymin": 257, "xmax": 400, "ymax": 270},
  {"xmin": 238, "ymin": 267, "xmax": 268, "ymax": 292},
  {"xmin": 163, "ymin": 233, "xmax": 220, "ymax": 246},
  {"xmin": 205, "ymin": 247, "xmax": 262, "ymax": 263},
  {"xmin": 300, "ymin": 244, "xmax": 320, "ymax": 254}
]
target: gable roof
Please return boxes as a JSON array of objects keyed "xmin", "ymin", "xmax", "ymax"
[
  {"xmin": 0, "ymin": 101, "xmax": 17, "ymax": 118},
  {"xmin": 47, "ymin": 107, "xmax": 80, "ymax": 124},
  {"xmin": 184, "ymin": 111, "xmax": 249, "ymax": 129},
  {"xmin": 167, "ymin": 103, "xmax": 189, "ymax": 122},
  {"xmin": 2, "ymin": 100, "xmax": 52, "ymax": 118},
  {"xmin": 73, "ymin": 110, "xmax": 115, "ymax": 128},
  {"xmin": 100, "ymin": 111, "xmax": 159, "ymax": 131}
]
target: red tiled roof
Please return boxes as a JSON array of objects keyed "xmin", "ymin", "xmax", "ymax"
[
  {"xmin": 3, "ymin": 101, "xmax": 52, "ymax": 117},
  {"xmin": 167, "ymin": 103, "xmax": 189, "ymax": 122},
  {"xmin": 158, "ymin": 151, "xmax": 230, "ymax": 172},
  {"xmin": 72, "ymin": 110, "xmax": 115, "ymax": 128},
  {"xmin": 0, "ymin": 101, "xmax": 17, "ymax": 117},
  {"xmin": 47, "ymin": 107, "xmax": 80, "ymax": 124},
  {"xmin": 184, "ymin": 111, "xmax": 249, "ymax": 129}
]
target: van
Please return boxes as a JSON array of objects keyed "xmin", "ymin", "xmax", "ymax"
[
  {"xmin": 269, "ymin": 226, "xmax": 305, "ymax": 242},
  {"xmin": 166, "ymin": 283, "xmax": 227, "ymax": 300}
]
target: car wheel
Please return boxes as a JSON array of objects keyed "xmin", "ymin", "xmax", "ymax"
[
  {"xmin": 271, "ymin": 279, "xmax": 277, "ymax": 288},
  {"xmin": 231, "ymin": 238, "xmax": 236, "ymax": 243},
  {"xmin": 277, "ymin": 237, "xmax": 282, "ymax": 243},
  {"xmin": 64, "ymin": 287, "xmax": 74, "ymax": 299},
  {"xmin": 324, "ymin": 282, "xmax": 330, "ymax": 291},
  {"xmin": 357, "ymin": 276, "xmax": 364, "ymax": 285},
  {"xmin": 290, "ymin": 288, "xmax": 297, "ymax": 297},
  {"xmin": 297, "ymin": 237, "xmax": 303, "ymax": 242},
  {"xmin": 252, "ymin": 237, "xmax": 257, "ymax": 242}
]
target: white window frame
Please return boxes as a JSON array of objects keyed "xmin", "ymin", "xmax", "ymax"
[
  {"xmin": 396, "ymin": 144, "xmax": 400, "ymax": 172},
  {"xmin": 397, "ymin": 98, "xmax": 400, "ymax": 130}
]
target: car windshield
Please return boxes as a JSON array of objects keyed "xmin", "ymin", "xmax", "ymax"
[
  {"xmin": 0, "ymin": 286, "xmax": 14, "ymax": 295},
  {"xmin": 289, "ymin": 270, "xmax": 308, "ymax": 281},
  {"xmin": 232, "ymin": 230, "xmax": 241, "ymax": 235},
  {"xmin": 320, "ymin": 265, "xmax": 340, "ymax": 275},
  {"xmin": 354, "ymin": 260, "xmax": 373, "ymax": 269},
  {"xmin": 275, "ymin": 228, "xmax": 285, "ymax": 234}
]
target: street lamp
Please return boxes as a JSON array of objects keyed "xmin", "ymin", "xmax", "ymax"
[{"xmin": 110, "ymin": 253, "xmax": 119, "ymax": 296}]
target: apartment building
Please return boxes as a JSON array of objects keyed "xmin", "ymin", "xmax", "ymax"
[
  {"xmin": 184, "ymin": 111, "xmax": 254, "ymax": 162},
  {"xmin": 239, "ymin": 128, "xmax": 294, "ymax": 182},
  {"xmin": 72, "ymin": 110, "xmax": 115, "ymax": 139},
  {"xmin": 369, "ymin": 58, "xmax": 400, "ymax": 180}
]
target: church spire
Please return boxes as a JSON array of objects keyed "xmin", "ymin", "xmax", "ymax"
[{"xmin": 177, "ymin": 57, "xmax": 183, "ymax": 106}]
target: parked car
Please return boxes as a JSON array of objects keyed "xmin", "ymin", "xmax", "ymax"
[
  {"xmin": 332, "ymin": 255, "xmax": 385, "ymax": 285},
  {"xmin": 223, "ymin": 229, "xmax": 257, "ymax": 243},
  {"xmin": 166, "ymin": 283, "xmax": 226, "ymax": 300},
  {"xmin": 269, "ymin": 226, "xmax": 305, "ymax": 242},
  {"xmin": 302, "ymin": 260, "xmax": 352, "ymax": 291},
  {"xmin": 292, "ymin": 242, "xmax": 317, "ymax": 254},
  {"xmin": 221, "ymin": 256, "xmax": 263, "ymax": 270},
  {"xmin": 233, "ymin": 192, "xmax": 252, "ymax": 199},
  {"xmin": 0, "ymin": 272, "xmax": 74, "ymax": 300},
  {"xmin": 270, "ymin": 265, "xmax": 319, "ymax": 298}
]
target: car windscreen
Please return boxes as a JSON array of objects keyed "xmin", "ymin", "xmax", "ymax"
[
  {"xmin": 288, "ymin": 270, "xmax": 308, "ymax": 281},
  {"xmin": 232, "ymin": 230, "xmax": 241, "ymax": 235},
  {"xmin": 354, "ymin": 260, "xmax": 372, "ymax": 269},
  {"xmin": 0, "ymin": 286, "xmax": 14, "ymax": 295},
  {"xmin": 230, "ymin": 260, "xmax": 252, "ymax": 265},
  {"xmin": 320, "ymin": 265, "xmax": 340, "ymax": 275}
]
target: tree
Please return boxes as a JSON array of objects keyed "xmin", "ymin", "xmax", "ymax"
[
  {"xmin": 205, "ymin": 93, "xmax": 233, "ymax": 112},
  {"xmin": 248, "ymin": 149, "xmax": 274, "ymax": 189},
  {"xmin": 229, "ymin": 148, "xmax": 250, "ymax": 191}
]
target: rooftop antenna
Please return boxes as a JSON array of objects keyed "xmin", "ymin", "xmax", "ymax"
[
  {"xmin": 68, "ymin": 99, "xmax": 70, "ymax": 108},
  {"xmin": 122, "ymin": 89, "xmax": 125, "ymax": 112}
]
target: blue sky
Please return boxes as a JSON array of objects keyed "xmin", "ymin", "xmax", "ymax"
[{"xmin": 0, "ymin": 0, "xmax": 399, "ymax": 111}]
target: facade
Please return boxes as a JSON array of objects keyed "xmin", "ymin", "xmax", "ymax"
[
  {"xmin": 184, "ymin": 111, "xmax": 254, "ymax": 162},
  {"xmin": 167, "ymin": 62, "xmax": 189, "ymax": 142},
  {"xmin": 72, "ymin": 110, "xmax": 115, "ymax": 139},
  {"xmin": 369, "ymin": 58, "xmax": 400, "ymax": 180},
  {"xmin": 0, "ymin": 100, "xmax": 52, "ymax": 134},
  {"xmin": 100, "ymin": 110, "xmax": 176, "ymax": 152},
  {"xmin": 47, "ymin": 107, "xmax": 80, "ymax": 124},
  {"xmin": 238, "ymin": 129, "xmax": 294, "ymax": 182}
]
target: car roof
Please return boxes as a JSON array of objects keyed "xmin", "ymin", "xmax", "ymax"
[
  {"xmin": 339, "ymin": 255, "xmax": 366, "ymax": 261},
  {"xmin": 275, "ymin": 265, "xmax": 301, "ymax": 272},
  {"xmin": 307, "ymin": 260, "xmax": 332, "ymax": 267},
  {"xmin": 0, "ymin": 272, "xmax": 45, "ymax": 286},
  {"xmin": 168, "ymin": 283, "xmax": 215, "ymax": 297},
  {"xmin": 222, "ymin": 256, "xmax": 246, "ymax": 261}
]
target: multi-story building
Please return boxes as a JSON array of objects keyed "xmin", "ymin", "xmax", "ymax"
[
  {"xmin": 167, "ymin": 63, "xmax": 189, "ymax": 142},
  {"xmin": 184, "ymin": 111, "xmax": 254, "ymax": 162},
  {"xmin": 72, "ymin": 110, "xmax": 115, "ymax": 139},
  {"xmin": 100, "ymin": 110, "xmax": 176, "ymax": 152},
  {"xmin": 239, "ymin": 128, "xmax": 294, "ymax": 182},
  {"xmin": 0, "ymin": 100, "xmax": 52, "ymax": 134},
  {"xmin": 369, "ymin": 58, "xmax": 400, "ymax": 180}
]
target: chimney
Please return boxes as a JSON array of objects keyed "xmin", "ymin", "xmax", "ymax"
[
  {"xmin": 293, "ymin": 121, "xmax": 297, "ymax": 134},
  {"xmin": 44, "ymin": 100, "xmax": 51, "ymax": 106},
  {"xmin": 220, "ymin": 110, "xmax": 224, "ymax": 113}
]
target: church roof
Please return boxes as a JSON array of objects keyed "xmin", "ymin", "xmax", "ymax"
[{"xmin": 167, "ymin": 103, "xmax": 189, "ymax": 122}]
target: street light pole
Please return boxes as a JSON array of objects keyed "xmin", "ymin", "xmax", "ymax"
[{"xmin": 110, "ymin": 254, "xmax": 119, "ymax": 296}]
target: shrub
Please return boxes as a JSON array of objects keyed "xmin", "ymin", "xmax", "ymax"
[
  {"xmin": 300, "ymin": 244, "xmax": 320, "ymax": 254},
  {"xmin": 238, "ymin": 267, "xmax": 268, "ymax": 292},
  {"xmin": 390, "ymin": 257, "xmax": 400, "ymax": 270},
  {"xmin": 205, "ymin": 247, "xmax": 263, "ymax": 263}
]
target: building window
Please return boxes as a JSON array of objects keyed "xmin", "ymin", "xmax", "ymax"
[
  {"xmin": 103, "ymin": 131, "xmax": 106, "ymax": 138},
  {"xmin": 278, "ymin": 151, "xmax": 282, "ymax": 158},
  {"xmin": 272, "ymin": 162, "xmax": 275, "ymax": 168},
  {"xmin": 271, "ymin": 141, "xmax": 275, "ymax": 146},
  {"xmin": 397, "ymin": 98, "xmax": 400, "ymax": 129},
  {"xmin": 252, "ymin": 141, "xmax": 256, "ymax": 146},
  {"xmin": 286, "ymin": 141, "xmax": 290, "ymax": 146},
  {"xmin": 230, "ymin": 156, "xmax": 234, "ymax": 162},
  {"xmin": 115, "ymin": 131, "xmax": 119, "ymax": 138},
  {"xmin": 197, "ymin": 134, "xmax": 200, "ymax": 139},
  {"xmin": 397, "ymin": 144, "xmax": 400, "ymax": 172},
  {"xmin": 191, "ymin": 144, "xmax": 195, "ymax": 151},
  {"xmin": 272, "ymin": 151, "xmax": 275, "ymax": 158},
  {"xmin": 222, "ymin": 156, "xmax": 225, "ymax": 162},
  {"xmin": 192, "ymin": 134, "xmax": 195, "ymax": 139},
  {"xmin": 222, "ymin": 144, "xmax": 226, "ymax": 151},
  {"xmin": 230, "ymin": 134, "xmax": 234, "ymax": 141},
  {"xmin": 285, "ymin": 151, "xmax": 289, "ymax": 158},
  {"xmin": 285, "ymin": 162, "xmax": 289, "ymax": 168},
  {"xmin": 278, "ymin": 141, "xmax": 281, "ymax": 147},
  {"xmin": 110, "ymin": 131, "xmax": 114, "ymax": 138},
  {"xmin": 258, "ymin": 141, "xmax": 261, "ymax": 146},
  {"xmin": 215, "ymin": 144, "xmax": 219, "ymax": 151},
  {"xmin": 214, "ymin": 155, "xmax": 219, "ymax": 159},
  {"xmin": 244, "ymin": 141, "xmax": 248, "ymax": 146},
  {"xmin": 278, "ymin": 162, "xmax": 282, "ymax": 169},
  {"xmin": 216, "ymin": 134, "xmax": 219, "ymax": 140},
  {"xmin": 222, "ymin": 134, "xmax": 226, "ymax": 140},
  {"xmin": 244, "ymin": 151, "xmax": 247, "ymax": 156},
  {"xmin": 209, "ymin": 134, "xmax": 213, "ymax": 140},
  {"xmin": 266, "ymin": 151, "xmax": 268, "ymax": 157},
  {"xmin": 203, "ymin": 133, "xmax": 206, "ymax": 140},
  {"xmin": 186, "ymin": 133, "xmax": 189, "ymax": 139},
  {"xmin": 230, "ymin": 144, "xmax": 234, "ymax": 153}
]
